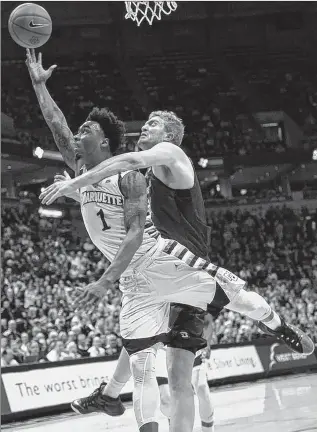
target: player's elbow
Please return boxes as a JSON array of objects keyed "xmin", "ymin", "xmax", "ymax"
[{"xmin": 126, "ymin": 153, "xmax": 144, "ymax": 170}]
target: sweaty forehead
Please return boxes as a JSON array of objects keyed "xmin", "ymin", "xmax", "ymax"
[
  {"xmin": 80, "ymin": 121, "xmax": 101, "ymax": 131},
  {"xmin": 146, "ymin": 116, "xmax": 163, "ymax": 126}
]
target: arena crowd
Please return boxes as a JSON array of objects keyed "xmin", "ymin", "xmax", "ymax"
[
  {"xmin": 2, "ymin": 52, "xmax": 316, "ymax": 158},
  {"xmin": 2, "ymin": 202, "xmax": 316, "ymax": 366}
]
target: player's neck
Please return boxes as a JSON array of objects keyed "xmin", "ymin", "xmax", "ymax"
[{"xmin": 85, "ymin": 152, "xmax": 111, "ymax": 170}]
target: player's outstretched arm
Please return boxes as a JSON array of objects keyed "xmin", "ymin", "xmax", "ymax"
[
  {"xmin": 98, "ymin": 170, "xmax": 147, "ymax": 283},
  {"xmin": 26, "ymin": 49, "xmax": 76, "ymax": 171},
  {"xmin": 66, "ymin": 142, "xmax": 193, "ymax": 191}
]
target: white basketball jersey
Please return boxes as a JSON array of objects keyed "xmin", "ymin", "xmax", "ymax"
[{"xmin": 79, "ymin": 169, "xmax": 160, "ymax": 271}]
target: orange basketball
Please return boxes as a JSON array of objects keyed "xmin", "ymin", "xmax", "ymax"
[{"xmin": 8, "ymin": 3, "xmax": 52, "ymax": 49}]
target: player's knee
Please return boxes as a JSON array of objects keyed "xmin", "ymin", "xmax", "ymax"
[
  {"xmin": 130, "ymin": 350, "xmax": 155, "ymax": 385},
  {"xmin": 195, "ymin": 381, "xmax": 210, "ymax": 399},
  {"xmin": 229, "ymin": 289, "xmax": 270, "ymax": 320},
  {"xmin": 160, "ymin": 401, "xmax": 171, "ymax": 419},
  {"xmin": 158, "ymin": 384, "xmax": 171, "ymax": 417},
  {"xmin": 168, "ymin": 366, "xmax": 193, "ymax": 395}
]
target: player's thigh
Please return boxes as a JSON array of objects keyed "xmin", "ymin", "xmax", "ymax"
[
  {"xmin": 143, "ymin": 254, "xmax": 217, "ymax": 309},
  {"xmin": 120, "ymin": 293, "xmax": 169, "ymax": 340},
  {"xmin": 156, "ymin": 348, "xmax": 168, "ymax": 380},
  {"xmin": 166, "ymin": 346, "xmax": 195, "ymax": 391}
]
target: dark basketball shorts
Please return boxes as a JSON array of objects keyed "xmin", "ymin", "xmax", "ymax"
[{"xmin": 122, "ymin": 333, "xmax": 169, "ymax": 356}]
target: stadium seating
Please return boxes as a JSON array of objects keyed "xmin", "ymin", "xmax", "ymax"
[{"xmin": 2, "ymin": 203, "xmax": 316, "ymax": 365}]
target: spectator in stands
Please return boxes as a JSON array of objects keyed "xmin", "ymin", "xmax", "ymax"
[
  {"xmin": 77, "ymin": 334, "xmax": 89, "ymax": 358},
  {"xmin": 88, "ymin": 336, "xmax": 106, "ymax": 358},
  {"xmin": 105, "ymin": 334, "xmax": 120, "ymax": 356},
  {"xmin": 46, "ymin": 340, "xmax": 67, "ymax": 362},
  {"xmin": 1, "ymin": 349, "xmax": 19, "ymax": 367},
  {"xmin": 2, "ymin": 300, "xmax": 14, "ymax": 322},
  {"xmin": 1, "ymin": 336, "xmax": 9, "ymax": 355},
  {"xmin": 1, "ymin": 201, "xmax": 316, "ymax": 367},
  {"xmin": 10, "ymin": 339, "xmax": 24, "ymax": 364},
  {"xmin": 3, "ymin": 320, "xmax": 19, "ymax": 342},
  {"xmin": 66, "ymin": 341, "xmax": 81, "ymax": 359}
]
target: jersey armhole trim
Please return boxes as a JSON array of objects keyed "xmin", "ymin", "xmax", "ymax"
[{"xmin": 118, "ymin": 172, "xmax": 123, "ymax": 196}]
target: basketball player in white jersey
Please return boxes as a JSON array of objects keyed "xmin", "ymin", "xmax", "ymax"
[
  {"xmin": 27, "ymin": 48, "xmax": 235, "ymax": 432},
  {"xmin": 156, "ymin": 313, "xmax": 215, "ymax": 432}
]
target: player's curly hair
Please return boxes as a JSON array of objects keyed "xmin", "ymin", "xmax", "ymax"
[
  {"xmin": 86, "ymin": 107, "xmax": 126, "ymax": 154},
  {"xmin": 149, "ymin": 110, "xmax": 185, "ymax": 146}
]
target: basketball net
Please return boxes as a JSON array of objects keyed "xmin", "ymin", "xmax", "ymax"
[{"xmin": 125, "ymin": 1, "xmax": 178, "ymax": 26}]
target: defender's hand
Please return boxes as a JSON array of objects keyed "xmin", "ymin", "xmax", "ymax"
[
  {"xmin": 54, "ymin": 170, "xmax": 71, "ymax": 183},
  {"xmin": 39, "ymin": 178, "xmax": 75, "ymax": 205},
  {"xmin": 26, "ymin": 48, "xmax": 57, "ymax": 85}
]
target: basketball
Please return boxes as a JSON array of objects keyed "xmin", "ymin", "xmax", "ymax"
[{"xmin": 8, "ymin": 3, "xmax": 52, "ymax": 49}]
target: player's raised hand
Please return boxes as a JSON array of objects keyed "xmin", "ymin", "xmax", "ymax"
[
  {"xmin": 26, "ymin": 48, "xmax": 57, "ymax": 85},
  {"xmin": 54, "ymin": 170, "xmax": 71, "ymax": 183}
]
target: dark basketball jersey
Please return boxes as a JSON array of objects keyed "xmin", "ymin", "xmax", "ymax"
[{"xmin": 146, "ymin": 165, "xmax": 211, "ymax": 260}]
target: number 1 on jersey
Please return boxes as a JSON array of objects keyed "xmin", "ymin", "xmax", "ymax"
[{"xmin": 97, "ymin": 209, "xmax": 111, "ymax": 231}]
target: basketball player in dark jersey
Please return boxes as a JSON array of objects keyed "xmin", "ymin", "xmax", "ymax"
[{"xmin": 42, "ymin": 110, "xmax": 314, "ymax": 432}]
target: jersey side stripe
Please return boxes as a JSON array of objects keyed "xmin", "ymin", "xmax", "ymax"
[{"xmin": 163, "ymin": 240, "xmax": 218, "ymax": 277}]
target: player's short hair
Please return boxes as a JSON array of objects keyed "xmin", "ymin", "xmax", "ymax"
[
  {"xmin": 149, "ymin": 110, "xmax": 185, "ymax": 146},
  {"xmin": 86, "ymin": 107, "xmax": 126, "ymax": 154}
]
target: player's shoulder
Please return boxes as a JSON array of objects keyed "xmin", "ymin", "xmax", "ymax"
[
  {"xmin": 157, "ymin": 141, "xmax": 188, "ymax": 160},
  {"xmin": 119, "ymin": 170, "xmax": 147, "ymax": 198}
]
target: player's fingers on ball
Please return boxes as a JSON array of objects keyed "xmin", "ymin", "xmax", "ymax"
[{"xmin": 38, "ymin": 52, "xmax": 42, "ymax": 65}]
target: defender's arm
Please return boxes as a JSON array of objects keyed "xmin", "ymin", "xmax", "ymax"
[{"xmin": 69, "ymin": 142, "xmax": 191, "ymax": 190}]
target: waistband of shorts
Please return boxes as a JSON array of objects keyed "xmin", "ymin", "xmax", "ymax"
[{"xmin": 121, "ymin": 237, "xmax": 166, "ymax": 277}]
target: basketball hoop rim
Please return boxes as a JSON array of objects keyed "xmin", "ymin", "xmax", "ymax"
[{"xmin": 124, "ymin": 1, "xmax": 178, "ymax": 26}]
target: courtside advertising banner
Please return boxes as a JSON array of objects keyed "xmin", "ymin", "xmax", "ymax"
[
  {"xmin": 256, "ymin": 341, "xmax": 317, "ymax": 372},
  {"xmin": 2, "ymin": 360, "xmax": 134, "ymax": 413},
  {"xmin": 205, "ymin": 345, "xmax": 264, "ymax": 380},
  {"xmin": 2, "ymin": 341, "xmax": 316, "ymax": 417}
]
